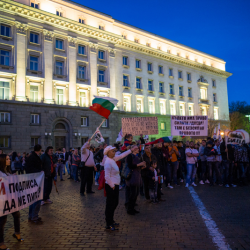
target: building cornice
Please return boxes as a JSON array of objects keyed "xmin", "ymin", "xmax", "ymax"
[{"xmin": 0, "ymin": 0, "xmax": 232, "ymax": 78}]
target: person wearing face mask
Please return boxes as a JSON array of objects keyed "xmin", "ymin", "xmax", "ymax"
[{"xmin": 0, "ymin": 154, "xmax": 24, "ymax": 250}]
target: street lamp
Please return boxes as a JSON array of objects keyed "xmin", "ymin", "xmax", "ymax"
[
  {"xmin": 220, "ymin": 132, "xmax": 224, "ymax": 136},
  {"xmin": 245, "ymin": 115, "xmax": 250, "ymax": 122}
]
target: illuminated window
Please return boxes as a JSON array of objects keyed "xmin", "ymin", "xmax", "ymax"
[
  {"xmin": 161, "ymin": 122, "xmax": 166, "ymax": 130},
  {"xmin": 30, "ymin": 86, "xmax": 38, "ymax": 102},
  {"xmin": 170, "ymin": 102, "xmax": 176, "ymax": 115},
  {"xmin": 80, "ymin": 92, "xmax": 86, "ymax": 107},
  {"xmin": 214, "ymin": 108, "xmax": 218, "ymax": 120},
  {"xmin": 149, "ymin": 100, "xmax": 154, "ymax": 114},
  {"xmin": 200, "ymin": 88, "xmax": 207, "ymax": 99},
  {"xmin": 179, "ymin": 104, "xmax": 185, "ymax": 115},
  {"xmin": 123, "ymin": 97, "xmax": 129, "ymax": 111},
  {"xmin": 137, "ymin": 99, "xmax": 142, "ymax": 112},
  {"xmin": 56, "ymin": 89, "xmax": 64, "ymax": 105},
  {"xmin": 0, "ymin": 82, "xmax": 10, "ymax": 100},
  {"xmin": 188, "ymin": 106, "xmax": 193, "ymax": 116},
  {"xmin": 160, "ymin": 101, "xmax": 165, "ymax": 115},
  {"xmin": 202, "ymin": 107, "xmax": 207, "ymax": 116}
]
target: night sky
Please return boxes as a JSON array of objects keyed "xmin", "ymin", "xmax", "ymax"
[{"xmin": 73, "ymin": 0, "xmax": 250, "ymax": 104}]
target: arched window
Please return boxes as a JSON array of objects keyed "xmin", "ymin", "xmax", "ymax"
[{"xmin": 55, "ymin": 123, "xmax": 66, "ymax": 130}]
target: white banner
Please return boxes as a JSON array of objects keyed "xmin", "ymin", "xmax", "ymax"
[
  {"xmin": 95, "ymin": 129, "xmax": 105, "ymax": 144},
  {"xmin": 0, "ymin": 172, "xmax": 44, "ymax": 216},
  {"xmin": 171, "ymin": 115, "xmax": 208, "ymax": 137}
]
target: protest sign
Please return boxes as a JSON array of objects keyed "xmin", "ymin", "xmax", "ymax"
[
  {"xmin": 95, "ymin": 129, "xmax": 105, "ymax": 143},
  {"xmin": 122, "ymin": 117, "xmax": 158, "ymax": 136},
  {"xmin": 0, "ymin": 172, "xmax": 44, "ymax": 216},
  {"xmin": 225, "ymin": 129, "xmax": 249, "ymax": 145},
  {"xmin": 171, "ymin": 115, "xmax": 208, "ymax": 136}
]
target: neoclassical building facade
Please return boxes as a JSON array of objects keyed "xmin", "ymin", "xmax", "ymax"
[{"xmin": 0, "ymin": 0, "xmax": 231, "ymax": 152}]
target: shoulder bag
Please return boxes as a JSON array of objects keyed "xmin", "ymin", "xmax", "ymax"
[{"xmin": 80, "ymin": 151, "xmax": 90, "ymax": 168}]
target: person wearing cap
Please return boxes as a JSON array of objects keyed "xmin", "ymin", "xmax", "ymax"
[{"xmin": 104, "ymin": 145, "xmax": 137, "ymax": 231}]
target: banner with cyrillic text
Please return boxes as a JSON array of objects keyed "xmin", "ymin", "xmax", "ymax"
[
  {"xmin": 122, "ymin": 117, "xmax": 158, "ymax": 136},
  {"xmin": 171, "ymin": 116, "xmax": 208, "ymax": 136},
  {"xmin": 0, "ymin": 172, "xmax": 44, "ymax": 216}
]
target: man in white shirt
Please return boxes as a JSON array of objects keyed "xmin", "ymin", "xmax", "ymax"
[{"xmin": 185, "ymin": 141, "xmax": 199, "ymax": 187}]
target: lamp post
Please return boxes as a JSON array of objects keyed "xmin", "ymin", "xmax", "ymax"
[{"xmin": 245, "ymin": 115, "xmax": 250, "ymax": 122}]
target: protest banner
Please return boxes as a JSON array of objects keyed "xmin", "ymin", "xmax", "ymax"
[
  {"xmin": 171, "ymin": 115, "xmax": 208, "ymax": 136},
  {"xmin": 225, "ymin": 129, "xmax": 249, "ymax": 145},
  {"xmin": 122, "ymin": 117, "xmax": 158, "ymax": 136},
  {"xmin": 0, "ymin": 172, "xmax": 44, "ymax": 216},
  {"xmin": 95, "ymin": 129, "xmax": 105, "ymax": 143}
]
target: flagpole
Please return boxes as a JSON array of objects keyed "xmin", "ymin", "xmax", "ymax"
[{"xmin": 89, "ymin": 118, "xmax": 106, "ymax": 141}]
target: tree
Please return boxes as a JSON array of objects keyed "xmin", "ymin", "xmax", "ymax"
[
  {"xmin": 230, "ymin": 112, "xmax": 250, "ymax": 133},
  {"xmin": 229, "ymin": 101, "xmax": 250, "ymax": 114}
]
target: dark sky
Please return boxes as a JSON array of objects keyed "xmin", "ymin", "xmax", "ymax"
[{"xmin": 74, "ymin": 0, "xmax": 250, "ymax": 104}]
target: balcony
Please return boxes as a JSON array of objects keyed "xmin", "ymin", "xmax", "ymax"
[
  {"xmin": 199, "ymin": 98, "xmax": 209, "ymax": 104},
  {"xmin": 158, "ymin": 73, "xmax": 164, "ymax": 76},
  {"xmin": 136, "ymin": 68, "xmax": 142, "ymax": 72},
  {"xmin": 147, "ymin": 70, "xmax": 153, "ymax": 74},
  {"xmin": 169, "ymin": 75, "xmax": 174, "ymax": 79},
  {"xmin": 97, "ymin": 81, "xmax": 108, "ymax": 86},
  {"xmin": 122, "ymin": 64, "xmax": 129, "ymax": 69},
  {"xmin": 179, "ymin": 95, "xmax": 184, "ymax": 99},
  {"xmin": 0, "ymin": 65, "xmax": 14, "ymax": 70},
  {"xmin": 178, "ymin": 78, "xmax": 183, "ymax": 81},
  {"xmin": 187, "ymin": 80, "xmax": 192, "ymax": 83},
  {"xmin": 77, "ymin": 78, "xmax": 88, "ymax": 83}
]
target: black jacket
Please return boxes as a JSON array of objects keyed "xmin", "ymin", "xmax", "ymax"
[
  {"xmin": 151, "ymin": 147, "xmax": 166, "ymax": 175},
  {"xmin": 40, "ymin": 153, "xmax": 57, "ymax": 177},
  {"xmin": 25, "ymin": 151, "xmax": 42, "ymax": 174},
  {"xmin": 141, "ymin": 153, "xmax": 157, "ymax": 177},
  {"xmin": 94, "ymin": 149, "xmax": 104, "ymax": 163},
  {"xmin": 177, "ymin": 146, "xmax": 186, "ymax": 161},
  {"xmin": 148, "ymin": 170, "xmax": 156, "ymax": 189}
]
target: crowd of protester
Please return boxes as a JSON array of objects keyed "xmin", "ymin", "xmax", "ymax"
[{"xmin": 0, "ymin": 133, "xmax": 250, "ymax": 245}]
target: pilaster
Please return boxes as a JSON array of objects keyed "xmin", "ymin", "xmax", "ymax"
[
  {"xmin": 89, "ymin": 42, "xmax": 98, "ymax": 102},
  {"xmin": 108, "ymin": 48, "xmax": 116, "ymax": 100}
]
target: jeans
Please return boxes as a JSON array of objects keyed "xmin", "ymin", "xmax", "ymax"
[
  {"xmin": 178, "ymin": 161, "xmax": 186, "ymax": 180},
  {"xmin": 95, "ymin": 171, "xmax": 100, "ymax": 183},
  {"xmin": 43, "ymin": 176, "xmax": 53, "ymax": 201},
  {"xmin": 207, "ymin": 161, "xmax": 222, "ymax": 184},
  {"xmin": 105, "ymin": 184, "xmax": 119, "ymax": 226},
  {"xmin": 125, "ymin": 185, "xmax": 139, "ymax": 212},
  {"xmin": 0, "ymin": 211, "xmax": 20, "ymax": 243},
  {"xmin": 149, "ymin": 182, "xmax": 158, "ymax": 202},
  {"xmin": 200, "ymin": 161, "xmax": 207, "ymax": 182},
  {"xmin": 54, "ymin": 163, "xmax": 64, "ymax": 181},
  {"xmin": 186, "ymin": 164, "xmax": 197, "ymax": 185},
  {"xmin": 223, "ymin": 160, "xmax": 234, "ymax": 185},
  {"xmin": 28, "ymin": 200, "xmax": 41, "ymax": 221},
  {"xmin": 80, "ymin": 166, "xmax": 94, "ymax": 194},
  {"xmin": 167, "ymin": 161, "xmax": 178, "ymax": 185},
  {"xmin": 142, "ymin": 175, "xmax": 150, "ymax": 199},
  {"xmin": 72, "ymin": 165, "xmax": 79, "ymax": 181}
]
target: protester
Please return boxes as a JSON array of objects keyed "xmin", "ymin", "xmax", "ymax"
[
  {"xmin": 80, "ymin": 140, "xmax": 97, "ymax": 196},
  {"xmin": 185, "ymin": 141, "xmax": 199, "ymax": 187},
  {"xmin": 70, "ymin": 149, "xmax": 81, "ymax": 182},
  {"xmin": 177, "ymin": 141, "xmax": 186, "ymax": 183},
  {"xmin": 0, "ymin": 154, "xmax": 24, "ymax": 249},
  {"xmin": 104, "ymin": 145, "xmax": 137, "ymax": 231},
  {"xmin": 25, "ymin": 144, "xmax": 43, "ymax": 224},
  {"xmin": 199, "ymin": 140, "xmax": 208, "ymax": 184},
  {"xmin": 55, "ymin": 148, "xmax": 65, "ymax": 181},
  {"xmin": 148, "ymin": 160, "xmax": 159, "ymax": 204},
  {"xmin": 40, "ymin": 146, "xmax": 57, "ymax": 205}
]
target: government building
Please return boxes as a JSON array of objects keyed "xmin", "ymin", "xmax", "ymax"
[{"xmin": 0, "ymin": 0, "xmax": 232, "ymax": 152}]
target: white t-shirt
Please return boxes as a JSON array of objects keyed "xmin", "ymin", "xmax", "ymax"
[{"xmin": 185, "ymin": 148, "xmax": 199, "ymax": 164}]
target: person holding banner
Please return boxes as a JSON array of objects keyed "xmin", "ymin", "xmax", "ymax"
[{"xmin": 0, "ymin": 154, "xmax": 24, "ymax": 250}]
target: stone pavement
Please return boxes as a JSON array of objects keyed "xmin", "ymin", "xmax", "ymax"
[{"xmin": 3, "ymin": 178, "xmax": 250, "ymax": 250}]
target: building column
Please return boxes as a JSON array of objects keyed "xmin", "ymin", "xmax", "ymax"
[
  {"xmin": 15, "ymin": 22, "xmax": 28, "ymax": 101},
  {"xmin": 108, "ymin": 48, "xmax": 116, "ymax": 100},
  {"xmin": 43, "ymin": 30, "xmax": 54, "ymax": 103},
  {"xmin": 68, "ymin": 37, "xmax": 77, "ymax": 106},
  {"xmin": 89, "ymin": 42, "xmax": 98, "ymax": 102}
]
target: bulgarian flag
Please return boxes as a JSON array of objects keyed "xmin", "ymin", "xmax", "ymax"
[{"xmin": 90, "ymin": 96, "xmax": 118, "ymax": 119}]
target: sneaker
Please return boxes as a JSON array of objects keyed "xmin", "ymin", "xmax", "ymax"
[
  {"xmin": 180, "ymin": 179, "xmax": 184, "ymax": 183},
  {"xmin": 191, "ymin": 182, "xmax": 197, "ymax": 187},
  {"xmin": 167, "ymin": 185, "xmax": 173, "ymax": 189},
  {"xmin": 225, "ymin": 184, "xmax": 230, "ymax": 188},
  {"xmin": 231, "ymin": 184, "xmax": 237, "ymax": 187},
  {"xmin": 41, "ymin": 201, "xmax": 45, "ymax": 206},
  {"xmin": 199, "ymin": 180, "xmax": 205, "ymax": 185},
  {"xmin": 45, "ymin": 199, "xmax": 53, "ymax": 204},
  {"xmin": 205, "ymin": 180, "xmax": 210, "ymax": 184},
  {"xmin": 185, "ymin": 183, "xmax": 189, "ymax": 188},
  {"xmin": 95, "ymin": 182, "xmax": 99, "ymax": 186}
]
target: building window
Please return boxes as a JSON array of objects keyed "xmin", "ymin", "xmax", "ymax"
[
  {"xmin": 187, "ymin": 73, "xmax": 191, "ymax": 81},
  {"xmin": 101, "ymin": 119, "xmax": 108, "ymax": 128},
  {"xmin": 81, "ymin": 116, "xmax": 88, "ymax": 126},
  {"xmin": 98, "ymin": 50, "xmax": 105, "ymax": 59},
  {"xmin": 123, "ymin": 75, "xmax": 128, "ymax": 87},
  {"xmin": 148, "ymin": 63, "xmax": 152, "ymax": 72},
  {"xmin": 212, "ymin": 79, "xmax": 216, "ymax": 87},
  {"xmin": 159, "ymin": 82, "xmax": 164, "ymax": 93},
  {"xmin": 136, "ymin": 59, "xmax": 141, "ymax": 69},
  {"xmin": 202, "ymin": 107, "xmax": 207, "ymax": 116},
  {"xmin": 0, "ymin": 25, "xmax": 10, "ymax": 37},
  {"xmin": 31, "ymin": 2, "xmax": 39, "ymax": 8},
  {"xmin": 30, "ymin": 32, "xmax": 39, "ymax": 43},
  {"xmin": 0, "ymin": 112, "xmax": 10, "ymax": 123},
  {"xmin": 122, "ymin": 34, "xmax": 127, "ymax": 39},
  {"xmin": 123, "ymin": 56, "xmax": 128, "ymax": 66},
  {"xmin": 169, "ymin": 68, "xmax": 173, "ymax": 76},
  {"xmin": 0, "ymin": 82, "xmax": 10, "ymax": 100},
  {"xmin": 188, "ymin": 88, "xmax": 192, "ymax": 98},
  {"xmin": 214, "ymin": 108, "xmax": 218, "ymax": 120},
  {"xmin": 123, "ymin": 97, "xmax": 129, "ymax": 111},
  {"xmin": 0, "ymin": 137, "xmax": 10, "ymax": 148},
  {"xmin": 137, "ymin": 99, "xmax": 142, "ymax": 113},
  {"xmin": 179, "ymin": 104, "xmax": 185, "ymax": 115},
  {"xmin": 188, "ymin": 106, "xmax": 193, "ymax": 116},
  {"xmin": 78, "ymin": 66, "xmax": 85, "ymax": 79},
  {"xmin": 31, "ymin": 137, "xmax": 39, "ymax": 147},
  {"xmin": 99, "ymin": 25, "xmax": 104, "ymax": 30},
  {"xmin": 169, "ymin": 84, "xmax": 174, "ymax": 95},
  {"xmin": 149, "ymin": 100, "xmax": 154, "ymax": 114},
  {"xmin": 55, "ymin": 39, "xmax": 63, "ymax": 50},
  {"xmin": 56, "ymin": 89, "xmax": 64, "ymax": 105},
  {"xmin": 161, "ymin": 122, "xmax": 166, "ymax": 130},
  {"xmin": 98, "ymin": 70, "xmax": 105, "ymax": 82},
  {"xmin": 30, "ymin": 56, "xmax": 38, "ymax": 71},
  {"xmin": 213, "ymin": 93, "xmax": 217, "ymax": 102},
  {"xmin": 179, "ymin": 86, "xmax": 183, "ymax": 96},
  {"xmin": 146, "ymin": 43, "xmax": 151, "ymax": 47},
  {"xmin": 160, "ymin": 101, "xmax": 165, "ymax": 115},
  {"xmin": 56, "ymin": 11, "xmax": 63, "ymax": 16},
  {"xmin": 134, "ymin": 38, "xmax": 139, "ymax": 43},
  {"xmin": 157, "ymin": 46, "xmax": 161, "ymax": 50},
  {"xmin": 78, "ymin": 45, "xmax": 85, "ymax": 55},
  {"xmin": 79, "ymin": 92, "xmax": 87, "ymax": 107},
  {"xmin": 31, "ymin": 114, "xmax": 40, "ymax": 124},
  {"xmin": 79, "ymin": 18, "xmax": 84, "ymax": 24},
  {"xmin": 178, "ymin": 71, "xmax": 182, "ymax": 79},
  {"xmin": 148, "ymin": 80, "xmax": 153, "ymax": 91},
  {"xmin": 200, "ymin": 88, "xmax": 207, "ymax": 99},
  {"xmin": 56, "ymin": 61, "xmax": 63, "ymax": 75},
  {"xmin": 30, "ymin": 85, "xmax": 38, "ymax": 102},
  {"xmin": 159, "ymin": 66, "xmax": 163, "ymax": 74},
  {"xmin": 0, "ymin": 50, "xmax": 10, "ymax": 66},
  {"xmin": 136, "ymin": 77, "xmax": 141, "ymax": 89},
  {"xmin": 200, "ymin": 76, "xmax": 205, "ymax": 82},
  {"xmin": 170, "ymin": 102, "xmax": 176, "ymax": 115}
]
